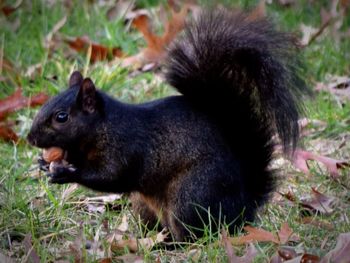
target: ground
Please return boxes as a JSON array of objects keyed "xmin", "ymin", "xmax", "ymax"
[{"xmin": 0, "ymin": 0, "xmax": 349, "ymax": 262}]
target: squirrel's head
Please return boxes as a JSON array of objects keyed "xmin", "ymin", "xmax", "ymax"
[{"xmin": 27, "ymin": 71, "xmax": 103, "ymax": 149}]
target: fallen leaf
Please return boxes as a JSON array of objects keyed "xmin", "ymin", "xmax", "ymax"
[
  {"xmin": 188, "ymin": 248, "xmax": 201, "ymax": 261},
  {"xmin": 84, "ymin": 194, "xmax": 122, "ymax": 214},
  {"xmin": 278, "ymin": 222, "xmax": 299, "ymax": 244},
  {"xmin": 222, "ymin": 229, "xmax": 258, "ymax": 263},
  {"xmin": 0, "ymin": 89, "xmax": 49, "ymax": 142},
  {"xmin": 0, "ymin": 252, "xmax": 15, "ymax": 263},
  {"xmin": 291, "ymin": 149, "xmax": 350, "ymax": 178},
  {"xmin": 111, "ymin": 228, "xmax": 168, "ymax": 253},
  {"xmin": 44, "ymin": 15, "xmax": 67, "ymax": 51},
  {"xmin": 278, "ymin": 247, "xmax": 298, "ymax": 260},
  {"xmin": 61, "ymin": 184, "xmax": 79, "ymax": 203},
  {"xmin": 283, "ymin": 254, "xmax": 320, "ymax": 263},
  {"xmin": 320, "ymin": 232, "xmax": 350, "ymax": 263},
  {"xmin": 0, "ymin": 89, "xmax": 49, "ymax": 120},
  {"xmin": 271, "ymin": 247, "xmax": 321, "ymax": 263},
  {"xmin": 23, "ymin": 234, "xmax": 40, "ymax": 263},
  {"xmin": 231, "ymin": 225, "xmax": 277, "ymax": 245},
  {"xmin": 222, "ymin": 229, "xmax": 235, "ymax": 261},
  {"xmin": 301, "ymin": 188, "xmax": 336, "ymax": 215},
  {"xmin": 65, "ymin": 36, "xmax": 123, "ymax": 63},
  {"xmin": 0, "ymin": 0, "xmax": 22, "ymax": 17},
  {"xmin": 122, "ymin": 4, "xmax": 189, "ymax": 68},
  {"xmin": 298, "ymin": 118, "xmax": 327, "ymax": 136},
  {"xmin": 340, "ymin": 0, "xmax": 350, "ymax": 12},
  {"xmin": 299, "ymin": 17, "xmax": 332, "ymax": 47},
  {"xmin": 279, "ymin": 0, "xmax": 296, "ymax": 6},
  {"xmin": 1, "ymin": 6, "xmax": 16, "ymax": 16},
  {"xmin": 24, "ymin": 63, "xmax": 42, "ymax": 79},
  {"xmin": 0, "ymin": 125, "xmax": 18, "ymax": 142},
  {"xmin": 68, "ymin": 224, "xmax": 85, "ymax": 263},
  {"xmin": 114, "ymin": 254, "xmax": 144, "ymax": 263},
  {"xmin": 86, "ymin": 203, "xmax": 106, "ymax": 213},
  {"xmin": 0, "ymin": 55, "xmax": 20, "ymax": 85},
  {"xmin": 230, "ymin": 222, "xmax": 298, "ymax": 245},
  {"xmin": 106, "ymin": 0, "xmax": 134, "ymax": 21},
  {"xmin": 280, "ymin": 191, "xmax": 297, "ymax": 203},
  {"xmin": 315, "ymin": 75, "xmax": 350, "ymax": 101},
  {"xmin": 247, "ymin": 0, "xmax": 266, "ymax": 21},
  {"xmin": 86, "ymin": 194, "xmax": 122, "ymax": 203},
  {"xmin": 300, "ymin": 217, "xmax": 334, "ymax": 230}
]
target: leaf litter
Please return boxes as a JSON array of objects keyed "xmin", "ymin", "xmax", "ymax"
[
  {"xmin": 0, "ymin": 88, "xmax": 49, "ymax": 142},
  {"xmin": 1, "ymin": 1, "xmax": 350, "ymax": 262},
  {"xmin": 228, "ymin": 222, "xmax": 299, "ymax": 245}
]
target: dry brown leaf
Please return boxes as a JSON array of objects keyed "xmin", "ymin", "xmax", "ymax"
[
  {"xmin": 1, "ymin": 6, "xmax": 16, "ymax": 16},
  {"xmin": 68, "ymin": 224, "xmax": 85, "ymax": 263},
  {"xmin": 222, "ymin": 229, "xmax": 235, "ymax": 261},
  {"xmin": 284, "ymin": 254, "xmax": 320, "ymax": 263},
  {"xmin": 278, "ymin": 222, "xmax": 298, "ymax": 244},
  {"xmin": 271, "ymin": 248, "xmax": 320, "ymax": 263},
  {"xmin": 292, "ymin": 149, "xmax": 350, "ymax": 178},
  {"xmin": 65, "ymin": 36, "xmax": 123, "ymax": 63},
  {"xmin": 106, "ymin": 0, "xmax": 134, "ymax": 21},
  {"xmin": 23, "ymin": 234, "xmax": 40, "ymax": 263},
  {"xmin": 0, "ymin": 125, "xmax": 18, "ymax": 142},
  {"xmin": 231, "ymin": 225, "xmax": 278, "ymax": 245},
  {"xmin": 114, "ymin": 254, "xmax": 144, "ymax": 263},
  {"xmin": 0, "ymin": 57, "xmax": 16, "ymax": 76},
  {"xmin": 0, "ymin": 89, "xmax": 49, "ymax": 120},
  {"xmin": 0, "ymin": 252, "xmax": 15, "ymax": 263},
  {"xmin": 122, "ymin": 4, "xmax": 189, "ymax": 68},
  {"xmin": 248, "ymin": 0, "xmax": 266, "ymax": 21},
  {"xmin": 230, "ymin": 222, "xmax": 298, "ymax": 245},
  {"xmin": 299, "ymin": 17, "xmax": 332, "ymax": 47},
  {"xmin": 0, "ymin": 88, "xmax": 49, "ymax": 142},
  {"xmin": 300, "ymin": 217, "xmax": 334, "ymax": 230},
  {"xmin": 61, "ymin": 184, "xmax": 79, "ymax": 203},
  {"xmin": 0, "ymin": 0, "xmax": 23, "ymax": 16},
  {"xmin": 301, "ymin": 188, "xmax": 336, "ymax": 215},
  {"xmin": 320, "ymin": 232, "xmax": 350, "ymax": 263},
  {"xmin": 111, "ymin": 228, "xmax": 168, "ymax": 253},
  {"xmin": 281, "ymin": 189, "xmax": 337, "ymax": 217},
  {"xmin": 340, "ymin": 0, "xmax": 350, "ymax": 12},
  {"xmin": 86, "ymin": 194, "xmax": 122, "ymax": 203},
  {"xmin": 298, "ymin": 118, "xmax": 327, "ymax": 136},
  {"xmin": 44, "ymin": 15, "xmax": 67, "ymax": 49},
  {"xmin": 278, "ymin": 247, "xmax": 298, "ymax": 260},
  {"xmin": 222, "ymin": 229, "xmax": 258, "ymax": 263},
  {"xmin": 106, "ymin": 214, "xmax": 129, "ymax": 243},
  {"xmin": 24, "ymin": 63, "xmax": 42, "ymax": 79},
  {"xmin": 1, "ymin": 0, "xmax": 22, "ymax": 17},
  {"xmin": 315, "ymin": 75, "xmax": 350, "ymax": 101},
  {"xmin": 84, "ymin": 194, "xmax": 122, "ymax": 214}
]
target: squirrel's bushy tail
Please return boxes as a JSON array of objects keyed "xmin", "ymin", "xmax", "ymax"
[{"xmin": 165, "ymin": 8, "xmax": 306, "ymax": 205}]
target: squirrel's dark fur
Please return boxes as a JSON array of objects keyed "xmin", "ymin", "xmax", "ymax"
[{"xmin": 27, "ymin": 8, "xmax": 306, "ymax": 241}]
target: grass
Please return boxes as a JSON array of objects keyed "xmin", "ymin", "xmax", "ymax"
[{"xmin": 1, "ymin": 0, "xmax": 350, "ymax": 262}]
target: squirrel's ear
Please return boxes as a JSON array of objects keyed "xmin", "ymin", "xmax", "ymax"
[
  {"xmin": 77, "ymin": 78, "xmax": 97, "ymax": 113},
  {"xmin": 69, "ymin": 71, "xmax": 83, "ymax": 88}
]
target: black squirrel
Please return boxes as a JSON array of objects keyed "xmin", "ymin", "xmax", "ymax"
[{"xmin": 27, "ymin": 8, "xmax": 306, "ymax": 241}]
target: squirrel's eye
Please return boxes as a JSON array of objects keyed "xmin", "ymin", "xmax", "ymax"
[{"xmin": 55, "ymin": 111, "xmax": 69, "ymax": 123}]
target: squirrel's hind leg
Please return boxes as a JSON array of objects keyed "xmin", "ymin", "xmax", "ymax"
[{"xmin": 129, "ymin": 192, "xmax": 161, "ymax": 232}]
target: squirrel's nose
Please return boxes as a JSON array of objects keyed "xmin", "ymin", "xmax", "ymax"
[{"xmin": 27, "ymin": 132, "xmax": 37, "ymax": 146}]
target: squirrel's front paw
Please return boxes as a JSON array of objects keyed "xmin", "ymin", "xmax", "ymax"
[
  {"xmin": 47, "ymin": 161, "xmax": 78, "ymax": 184},
  {"xmin": 38, "ymin": 155, "xmax": 49, "ymax": 172}
]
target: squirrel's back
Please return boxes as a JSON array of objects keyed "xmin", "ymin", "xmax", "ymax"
[{"xmin": 164, "ymin": 8, "xmax": 305, "ymax": 209}]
